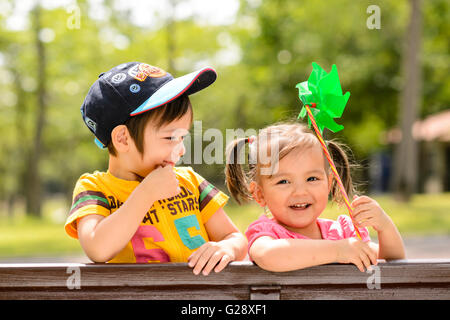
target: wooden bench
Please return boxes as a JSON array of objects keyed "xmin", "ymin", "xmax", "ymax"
[{"xmin": 0, "ymin": 259, "xmax": 449, "ymax": 300}]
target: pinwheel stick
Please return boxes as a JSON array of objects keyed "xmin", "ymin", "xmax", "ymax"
[{"xmin": 304, "ymin": 103, "xmax": 363, "ymax": 240}]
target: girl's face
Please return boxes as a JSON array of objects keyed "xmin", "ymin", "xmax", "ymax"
[
  {"xmin": 129, "ymin": 110, "xmax": 191, "ymax": 179},
  {"xmin": 251, "ymin": 143, "xmax": 332, "ymax": 236}
]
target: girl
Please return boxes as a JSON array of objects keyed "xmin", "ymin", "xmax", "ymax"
[{"xmin": 225, "ymin": 122, "xmax": 405, "ymax": 272}]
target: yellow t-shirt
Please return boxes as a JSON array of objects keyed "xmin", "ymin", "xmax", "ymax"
[{"xmin": 64, "ymin": 166, "xmax": 229, "ymax": 263}]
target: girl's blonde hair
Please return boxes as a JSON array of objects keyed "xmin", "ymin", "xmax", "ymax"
[{"xmin": 225, "ymin": 121, "xmax": 357, "ymax": 205}]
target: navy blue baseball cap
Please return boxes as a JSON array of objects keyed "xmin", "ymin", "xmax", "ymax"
[{"xmin": 80, "ymin": 62, "xmax": 217, "ymax": 148}]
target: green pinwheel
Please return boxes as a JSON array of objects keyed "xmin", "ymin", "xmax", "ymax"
[
  {"xmin": 296, "ymin": 62, "xmax": 350, "ymax": 134},
  {"xmin": 295, "ymin": 62, "xmax": 362, "ymax": 239}
]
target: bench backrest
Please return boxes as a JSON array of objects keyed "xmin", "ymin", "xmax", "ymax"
[{"xmin": 1, "ymin": 259, "xmax": 449, "ymax": 299}]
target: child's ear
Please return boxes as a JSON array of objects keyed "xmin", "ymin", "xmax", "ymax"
[
  {"xmin": 249, "ymin": 181, "xmax": 266, "ymax": 207},
  {"xmin": 111, "ymin": 125, "xmax": 132, "ymax": 153}
]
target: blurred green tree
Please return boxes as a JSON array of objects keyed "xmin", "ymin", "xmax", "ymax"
[{"xmin": 0, "ymin": 0, "xmax": 448, "ymax": 216}]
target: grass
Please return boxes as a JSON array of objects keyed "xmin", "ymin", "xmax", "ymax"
[
  {"xmin": 0, "ymin": 217, "xmax": 83, "ymax": 257},
  {"xmin": 0, "ymin": 193, "xmax": 449, "ymax": 258},
  {"xmin": 0, "ymin": 197, "xmax": 84, "ymax": 258}
]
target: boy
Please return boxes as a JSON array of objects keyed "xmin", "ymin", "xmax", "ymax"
[{"xmin": 65, "ymin": 62, "xmax": 247, "ymax": 275}]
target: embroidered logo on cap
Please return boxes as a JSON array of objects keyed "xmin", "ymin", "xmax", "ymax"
[
  {"xmin": 129, "ymin": 83, "xmax": 141, "ymax": 93},
  {"xmin": 84, "ymin": 116, "xmax": 97, "ymax": 133},
  {"xmin": 128, "ymin": 63, "xmax": 167, "ymax": 82},
  {"xmin": 110, "ymin": 72, "xmax": 126, "ymax": 84}
]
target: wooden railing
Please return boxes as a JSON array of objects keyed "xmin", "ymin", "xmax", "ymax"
[{"xmin": 0, "ymin": 259, "xmax": 449, "ymax": 300}]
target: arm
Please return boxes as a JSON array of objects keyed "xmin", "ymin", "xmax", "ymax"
[
  {"xmin": 250, "ymin": 236, "xmax": 338, "ymax": 272},
  {"xmin": 352, "ymin": 196, "xmax": 406, "ymax": 260},
  {"xmin": 187, "ymin": 207, "xmax": 248, "ymax": 275},
  {"xmin": 376, "ymin": 219, "xmax": 405, "ymax": 260},
  {"xmin": 77, "ymin": 165, "xmax": 180, "ymax": 262},
  {"xmin": 250, "ymin": 236, "xmax": 378, "ymax": 272}
]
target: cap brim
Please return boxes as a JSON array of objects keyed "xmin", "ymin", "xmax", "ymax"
[{"xmin": 130, "ymin": 67, "xmax": 217, "ymax": 116}]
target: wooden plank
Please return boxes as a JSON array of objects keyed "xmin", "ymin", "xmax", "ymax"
[
  {"xmin": 0, "ymin": 260, "xmax": 449, "ymax": 300},
  {"xmin": 0, "ymin": 285, "xmax": 250, "ymax": 300},
  {"xmin": 282, "ymin": 284, "xmax": 450, "ymax": 300},
  {"xmin": 2, "ymin": 284, "xmax": 448, "ymax": 300},
  {"xmin": 1, "ymin": 260, "xmax": 449, "ymax": 288}
]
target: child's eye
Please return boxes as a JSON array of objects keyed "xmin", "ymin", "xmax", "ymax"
[
  {"xmin": 165, "ymin": 135, "xmax": 187, "ymax": 142},
  {"xmin": 307, "ymin": 177, "xmax": 318, "ymax": 182},
  {"xmin": 276, "ymin": 179, "xmax": 289, "ymax": 185}
]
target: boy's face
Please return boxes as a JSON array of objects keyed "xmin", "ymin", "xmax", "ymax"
[{"xmin": 130, "ymin": 109, "xmax": 192, "ymax": 179}]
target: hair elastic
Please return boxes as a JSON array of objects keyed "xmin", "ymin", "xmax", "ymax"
[{"xmin": 247, "ymin": 135, "xmax": 256, "ymax": 144}]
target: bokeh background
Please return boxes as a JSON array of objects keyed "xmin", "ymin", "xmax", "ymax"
[{"xmin": 0, "ymin": 0, "xmax": 448, "ymax": 262}]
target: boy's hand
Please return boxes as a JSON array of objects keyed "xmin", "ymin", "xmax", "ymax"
[
  {"xmin": 336, "ymin": 238, "xmax": 378, "ymax": 272},
  {"xmin": 351, "ymin": 195, "xmax": 392, "ymax": 232},
  {"xmin": 187, "ymin": 241, "xmax": 235, "ymax": 276},
  {"xmin": 143, "ymin": 164, "xmax": 181, "ymax": 201}
]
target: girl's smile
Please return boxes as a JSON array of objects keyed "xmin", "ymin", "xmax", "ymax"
[{"xmin": 288, "ymin": 203, "xmax": 311, "ymax": 210}]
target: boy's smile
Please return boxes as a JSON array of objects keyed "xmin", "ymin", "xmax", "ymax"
[
  {"xmin": 109, "ymin": 109, "xmax": 192, "ymax": 181},
  {"xmin": 137, "ymin": 110, "xmax": 192, "ymax": 177}
]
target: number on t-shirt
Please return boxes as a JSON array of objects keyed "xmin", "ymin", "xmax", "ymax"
[
  {"xmin": 130, "ymin": 225, "xmax": 171, "ymax": 263},
  {"xmin": 174, "ymin": 215, "xmax": 206, "ymax": 250}
]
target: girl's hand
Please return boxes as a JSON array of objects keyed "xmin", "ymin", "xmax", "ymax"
[
  {"xmin": 336, "ymin": 238, "xmax": 378, "ymax": 272},
  {"xmin": 351, "ymin": 195, "xmax": 392, "ymax": 232},
  {"xmin": 187, "ymin": 241, "xmax": 235, "ymax": 276}
]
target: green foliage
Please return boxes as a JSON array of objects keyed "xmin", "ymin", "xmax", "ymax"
[
  {"xmin": 236, "ymin": 0, "xmax": 449, "ymax": 156},
  {"xmin": 0, "ymin": 0, "xmax": 448, "ymax": 217}
]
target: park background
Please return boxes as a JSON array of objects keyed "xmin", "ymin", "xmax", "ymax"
[{"xmin": 0, "ymin": 0, "xmax": 448, "ymax": 262}]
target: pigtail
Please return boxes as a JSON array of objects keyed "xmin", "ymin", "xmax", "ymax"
[
  {"xmin": 326, "ymin": 140, "xmax": 358, "ymax": 205},
  {"xmin": 225, "ymin": 138, "xmax": 252, "ymax": 205}
]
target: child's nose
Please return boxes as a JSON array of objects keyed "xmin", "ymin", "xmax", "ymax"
[
  {"xmin": 170, "ymin": 141, "xmax": 185, "ymax": 163},
  {"xmin": 178, "ymin": 141, "xmax": 186, "ymax": 157},
  {"xmin": 292, "ymin": 182, "xmax": 308, "ymax": 196}
]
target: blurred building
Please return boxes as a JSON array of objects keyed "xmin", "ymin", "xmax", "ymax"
[{"xmin": 372, "ymin": 109, "xmax": 450, "ymax": 194}]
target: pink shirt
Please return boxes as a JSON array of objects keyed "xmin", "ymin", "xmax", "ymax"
[{"xmin": 245, "ymin": 214, "xmax": 370, "ymax": 252}]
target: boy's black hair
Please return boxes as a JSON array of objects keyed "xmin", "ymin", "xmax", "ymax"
[{"xmin": 108, "ymin": 95, "xmax": 192, "ymax": 156}]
